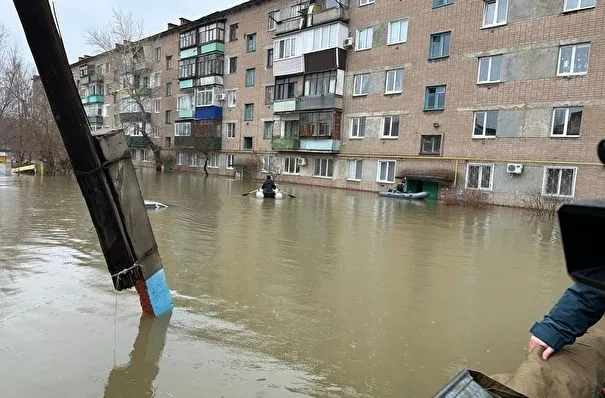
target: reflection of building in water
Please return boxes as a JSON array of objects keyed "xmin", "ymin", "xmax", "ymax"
[{"xmin": 104, "ymin": 313, "xmax": 171, "ymax": 398}]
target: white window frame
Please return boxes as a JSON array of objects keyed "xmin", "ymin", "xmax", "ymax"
[
  {"xmin": 151, "ymin": 125, "xmax": 160, "ymax": 138},
  {"xmin": 347, "ymin": 159, "xmax": 363, "ymax": 181},
  {"xmin": 227, "ymin": 90, "xmax": 236, "ymax": 108},
  {"xmin": 176, "ymin": 153, "xmax": 186, "ymax": 165},
  {"xmin": 482, "ymin": 0, "xmax": 508, "ymax": 28},
  {"xmin": 384, "ymin": 69, "xmax": 404, "ymax": 94},
  {"xmin": 226, "ymin": 122, "xmax": 236, "ymax": 139},
  {"xmin": 542, "ymin": 166, "xmax": 577, "ymax": 198},
  {"xmin": 283, "ymin": 156, "xmax": 301, "ymax": 175},
  {"xmin": 465, "ymin": 163, "xmax": 494, "ymax": 191},
  {"xmin": 226, "ymin": 154, "xmax": 235, "ymax": 169},
  {"xmin": 350, "ymin": 117, "xmax": 366, "ymax": 138},
  {"xmin": 477, "ymin": 55, "xmax": 502, "ymax": 84},
  {"xmin": 189, "ymin": 154, "xmax": 198, "ymax": 167},
  {"xmin": 353, "ymin": 74, "xmax": 369, "ymax": 96},
  {"xmin": 359, "ymin": 0, "xmax": 375, "ymax": 5},
  {"xmin": 208, "ymin": 153, "xmax": 220, "ymax": 168},
  {"xmin": 261, "ymin": 155, "xmax": 274, "ymax": 172},
  {"xmin": 355, "ymin": 27, "xmax": 373, "ymax": 51},
  {"xmin": 314, "ymin": 158, "xmax": 334, "ymax": 178},
  {"xmin": 376, "ymin": 160, "xmax": 396, "ymax": 183},
  {"xmin": 276, "ymin": 37, "xmax": 297, "ymax": 60},
  {"xmin": 312, "ymin": 24, "xmax": 338, "ymax": 51},
  {"xmin": 472, "ymin": 111, "xmax": 498, "ymax": 138},
  {"xmin": 141, "ymin": 149, "xmax": 149, "ymax": 162},
  {"xmin": 381, "ymin": 115, "xmax": 400, "ymax": 138},
  {"xmin": 268, "ymin": 10, "xmax": 280, "ymax": 31},
  {"xmin": 175, "ymin": 122, "xmax": 192, "ymax": 137},
  {"xmin": 557, "ymin": 43, "xmax": 590, "ymax": 76},
  {"xmin": 550, "ymin": 107, "xmax": 583, "ymax": 137},
  {"xmin": 387, "ymin": 19, "xmax": 408, "ymax": 45},
  {"xmin": 563, "ymin": 0, "xmax": 596, "ymax": 12},
  {"xmin": 196, "ymin": 88, "xmax": 214, "ymax": 107},
  {"xmin": 153, "ymin": 98, "xmax": 161, "ymax": 113}
]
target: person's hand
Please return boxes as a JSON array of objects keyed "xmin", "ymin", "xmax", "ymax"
[{"xmin": 528, "ymin": 335, "xmax": 555, "ymax": 360}]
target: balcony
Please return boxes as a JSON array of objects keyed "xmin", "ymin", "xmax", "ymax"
[
  {"xmin": 200, "ymin": 42, "xmax": 225, "ymax": 54},
  {"xmin": 174, "ymin": 136, "xmax": 222, "ymax": 150},
  {"xmin": 272, "ymin": 138, "xmax": 300, "ymax": 151},
  {"xmin": 304, "ymin": 48, "xmax": 347, "ymax": 73},
  {"xmin": 179, "ymin": 47, "xmax": 198, "ymax": 59},
  {"xmin": 311, "ymin": 5, "xmax": 349, "ymax": 26},
  {"xmin": 273, "ymin": 56, "xmax": 304, "ymax": 77},
  {"xmin": 127, "ymin": 135, "xmax": 152, "ymax": 148},
  {"xmin": 299, "ymin": 138, "xmax": 340, "ymax": 153},
  {"xmin": 194, "ymin": 76, "xmax": 224, "ymax": 87},
  {"xmin": 87, "ymin": 95, "xmax": 104, "ymax": 103},
  {"xmin": 276, "ymin": 17, "xmax": 305, "ymax": 35},
  {"xmin": 88, "ymin": 115, "xmax": 104, "ymax": 124},
  {"xmin": 297, "ymin": 94, "xmax": 342, "ymax": 111},
  {"xmin": 275, "ymin": 3, "xmax": 349, "ymax": 36},
  {"xmin": 80, "ymin": 73, "xmax": 103, "ymax": 85},
  {"xmin": 179, "ymin": 79, "xmax": 194, "ymax": 89},
  {"xmin": 194, "ymin": 106, "xmax": 222, "ymax": 120},
  {"xmin": 178, "ymin": 109, "xmax": 194, "ymax": 119},
  {"xmin": 273, "ymin": 98, "xmax": 297, "ymax": 113},
  {"xmin": 119, "ymin": 111, "xmax": 151, "ymax": 123}
]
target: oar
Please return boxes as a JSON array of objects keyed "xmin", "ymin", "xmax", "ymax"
[
  {"xmin": 241, "ymin": 189, "xmax": 258, "ymax": 196},
  {"xmin": 277, "ymin": 189, "xmax": 296, "ymax": 198}
]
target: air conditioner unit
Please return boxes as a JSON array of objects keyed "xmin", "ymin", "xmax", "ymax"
[
  {"xmin": 507, "ymin": 163, "xmax": 524, "ymax": 174},
  {"xmin": 297, "ymin": 157, "xmax": 307, "ymax": 166},
  {"xmin": 218, "ymin": 93, "xmax": 227, "ymax": 101},
  {"xmin": 343, "ymin": 37, "xmax": 354, "ymax": 48}
]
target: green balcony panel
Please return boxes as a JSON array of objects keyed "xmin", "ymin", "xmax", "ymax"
[
  {"xmin": 179, "ymin": 48, "xmax": 198, "ymax": 59},
  {"xmin": 179, "ymin": 79, "xmax": 194, "ymax": 89},
  {"xmin": 178, "ymin": 109, "xmax": 194, "ymax": 119},
  {"xmin": 127, "ymin": 135, "xmax": 151, "ymax": 148},
  {"xmin": 200, "ymin": 42, "xmax": 225, "ymax": 54},
  {"xmin": 87, "ymin": 95, "xmax": 104, "ymax": 103},
  {"xmin": 271, "ymin": 138, "xmax": 300, "ymax": 151}
]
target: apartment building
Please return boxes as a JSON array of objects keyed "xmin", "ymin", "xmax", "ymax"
[{"xmin": 70, "ymin": 0, "xmax": 605, "ymax": 206}]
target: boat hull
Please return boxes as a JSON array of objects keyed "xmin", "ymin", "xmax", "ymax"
[
  {"xmin": 255, "ymin": 189, "xmax": 284, "ymax": 199},
  {"xmin": 378, "ymin": 191, "xmax": 429, "ymax": 200},
  {"xmin": 144, "ymin": 200, "xmax": 168, "ymax": 210}
]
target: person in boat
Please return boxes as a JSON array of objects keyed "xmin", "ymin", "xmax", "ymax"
[{"xmin": 261, "ymin": 175, "xmax": 276, "ymax": 193}]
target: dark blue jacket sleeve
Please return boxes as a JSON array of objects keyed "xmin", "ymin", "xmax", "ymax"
[{"xmin": 530, "ymin": 283, "xmax": 605, "ymax": 351}]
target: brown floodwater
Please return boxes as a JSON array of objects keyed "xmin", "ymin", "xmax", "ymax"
[{"xmin": 0, "ymin": 164, "xmax": 572, "ymax": 397}]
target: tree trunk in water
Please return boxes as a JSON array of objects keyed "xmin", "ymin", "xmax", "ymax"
[
  {"xmin": 153, "ymin": 147, "xmax": 162, "ymax": 171},
  {"xmin": 203, "ymin": 158, "xmax": 208, "ymax": 176}
]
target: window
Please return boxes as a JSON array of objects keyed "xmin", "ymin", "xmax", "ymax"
[
  {"xmin": 198, "ymin": 23, "xmax": 225, "ymax": 44},
  {"xmin": 424, "ymin": 85, "xmax": 446, "ymax": 110},
  {"xmin": 229, "ymin": 57, "xmax": 237, "ymax": 74},
  {"xmin": 385, "ymin": 69, "xmax": 404, "ymax": 94},
  {"xmin": 542, "ymin": 167, "xmax": 576, "ymax": 197},
  {"xmin": 180, "ymin": 30, "xmax": 196, "ymax": 49},
  {"xmin": 246, "ymin": 33, "xmax": 257, "ymax": 52},
  {"xmin": 207, "ymin": 153, "xmax": 219, "ymax": 168},
  {"xmin": 196, "ymin": 88, "xmax": 213, "ymax": 106},
  {"xmin": 564, "ymin": 0, "xmax": 596, "ymax": 11},
  {"xmin": 466, "ymin": 164, "xmax": 493, "ymax": 190},
  {"xmin": 359, "ymin": 0, "xmax": 375, "ymax": 5},
  {"xmin": 388, "ymin": 19, "xmax": 408, "ymax": 45},
  {"xmin": 284, "ymin": 157, "xmax": 301, "ymax": 174},
  {"xmin": 175, "ymin": 122, "xmax": 191, "ymax": 136},
  {"xmin": 155, "ymin": 47, "xmax": 161, "ymax": 61},
  {"xmin": 483, "ymin": 0, "xmax": 508, "ymax": 27},
  {"xmin": 176, "ymin": 153, "xmax": 186, "ymax": 165},
  {"xmin": 197, "ymin": 53, "xmax": 225, "ymax": 77},
  {"xmin": 377, "ymin": 160, "xmax": 396, "ymax": 183},
  {"xmin": 551, "ymin": 107, "xmax": 582, "ymax": 137},
  {"xmin": 226, "ymin": 123, "xmax": 236, "ymax": 138},
  {"xmin": 267, "ymin": 49, "xmax": 274, "ymax": 68},
  {"xmin": 245, "ymin": 68, "xmax": 256, "ymax": 87},
  {"xmin": 276, "ymin": 37, "xmax": 297, "ymax": 60},
  {"xmin": 433, "ymin": 0, "xmax": 453, "ymax": 7},
  {"xmin": 350, "ymin": 117, "xmax": 366, "ymax": 138},
  {"xmin": 312, "ymin": 24, "xmax": 338, "ymax": 51},
  {"xmin": 178, "ymin": 57, "xmax": 196, "ymax": 79},
  {"xmin": 314, "ymin": 158, "xmax": 334, "ymax": 178},
  {"xmin": 165, "ymin": 110, "xmax": 172, "ymax": 123},
  {"xmin": 557, "ymin": 43, "xmax": 590, "ymax": 76},
  {"xmin": 353, "ymin": 74, "xmax": 369, "ymax": 96},
  {"xmin": 291, "ymin": 3, "xmax": 307, "ymax": 17},
  {"xmin": 226, "ymin": 155, "xmax": 235, "ymax": 169},
  {"xmin": 243, "ymin": 137, "xmax": 253, "ymax": 150},
  {"xmin": 166, "ymin": 82, "xmax": 172, "ymax": 96},
  {"xmin": 166, "ymin": 55, "xmax": 173, "ymax": 69},
  {"xmin": 229, "ymin": 23, "xmax": 238, "ymax": 41},
  {"xmin": 477, "ymin": 55, "xmax": 502, "ymax": 83},
  {"xmin": 429, "ymin": 32, "xmax": 451, "ymax": 59},
  {"xmin": 150, "ymin": 72, "xmax": 161, "ymax": 88},
  {"xmin": 473, "ymin": 111, "xmax": 498, "ymax": 137},
  {"xmin": 284, "ymin": 120, "xmax": 299, "ymax": 138},
  {"xmin": 152, "ymin": 125, "xmax": 160, "ymax": 138},
  {"xmin": 261, "ymin": 156, "xmax": 274, "ymax": 172},
  {"xmin": 177, "ymin": 94, "xmax": 193, "ymax": 111},
  {"xmin": 227, "ymin": 90, "xmax": 236, "ymax": 107},
  {"xmin": 420, "ymin": 135, "xmax": 442, "ymax": 155},
  {"xmin": 275, "ymin": 77, "xmax": 297, "ymax": 100},
  {"xmin": 300, "ymin": 112, "xmax": 334, "ymax": 136},
  {"xmin": 304, "ymin": 71, "xmax": 337, "ymax": 96},
  {"xmin": 356, "ymin": 27, "xmax": 373, "ymax": 50},
  {"xmin": 268, "ymin": 11, "xmax": 280, "ymax": 30},
  {"xmin": 348, "ymin": 160, "xmax": 363, "ymax": 181},
  {"xmin": 382, "ymin": 115, "xmax": 400, "ymax": 138},
  {"xmin": 264, "ymin": 121, "xmax": 274, "ymax": 139},
  {"xmin": 265, "ymin": 86, "xmax": 275, "ymax": 104},
  {"xmin": 153, "ymin": 98, "xmax": 161, "ymax": 113},
  {"xmin": 244, "ymin": 103, "xmax": 254, "ymax": 121},
  {"xmin": 189, "ymin": 154, "xmax": 198, "ymax": 167}
]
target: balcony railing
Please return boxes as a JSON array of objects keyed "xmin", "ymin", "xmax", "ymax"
[
  {"xmin": 127, "ymin": 135, "xmax": 152, "ymax": 148},
  {"xmin": 178, "ymin": 109, "xmax": 194, "ymax": 119},
  {"xmin": 119, "ymin": 110, "xmax": 151, "ymax": 123},
  {"xmin": 275, "ymin": 2, "xmax": 349, "ymax": 35},
  {"xmin": 87, "ymin": 95, "xmax": 104, "ymax": 103},
  {"xmin": 272, "ymin": 138, "xmax": 300, "ymax": 151},
  {"xmin": 299, "ymin": 138, "xmax": 340, "ymax": 153},
  {"xmin": 174, "ymin": 136, "xmax": 222, "ymax": 150},
  {"xmin": 297, "ymin": 94, "xmax": 342, "ymax": 111},
  {"xmin": 87, "ymin": 115, "xmax": 104, "ymax": 124}
]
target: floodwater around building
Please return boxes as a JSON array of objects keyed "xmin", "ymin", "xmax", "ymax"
[{"xmin": 0, "ymin": 165, "xmax": 573, "ymax": 397}]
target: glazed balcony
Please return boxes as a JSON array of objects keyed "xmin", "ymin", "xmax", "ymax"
[
  {"xmin": 275, "ymin": 1, "xmax": 349, "ymax": 36},
  {"xmin": 299, "ymin": 138, "xmax": 340, "ymax": 153}
]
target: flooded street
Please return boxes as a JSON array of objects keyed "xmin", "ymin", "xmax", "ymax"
[{"xmin": 0, "ymin": 165, "xmax": 572, "ymax": 397}]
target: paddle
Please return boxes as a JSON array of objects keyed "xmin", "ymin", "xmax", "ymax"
[
  {"xmin": 241, "ymin": 189, "xmax": 258, "ymax": 196},
  {"xmin": 277, "ymin": 189, "xmax": 296, "ymax": 198}
]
